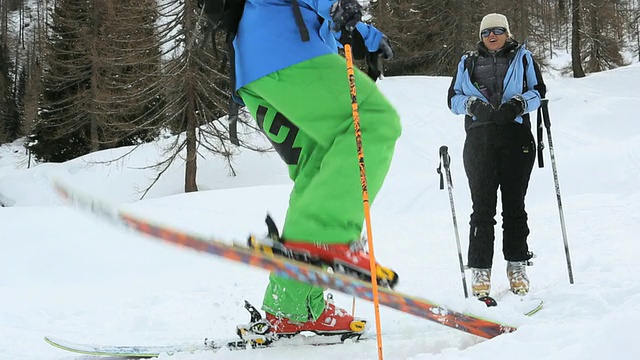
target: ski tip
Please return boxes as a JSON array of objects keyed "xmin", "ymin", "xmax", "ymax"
[
  {"xmin": 43, "ymin": 336, "xmax": 67, "ymax": 347},
  {"xmin": 478, "ymin": 296, "xmax": 498, "ymax": 307},
  {"xmin": 523, "ymin": 299, "xmax": 544, "ymax": 316}
]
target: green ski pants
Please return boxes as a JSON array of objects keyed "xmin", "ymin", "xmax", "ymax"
[{"xmin": 238, "ymin": 54, "xmax": 401, "ymax": 322}]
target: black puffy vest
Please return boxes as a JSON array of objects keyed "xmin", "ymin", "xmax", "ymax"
[{"xmin": 470, "ymin": 41, "xmax": 518, "ymax": 108}]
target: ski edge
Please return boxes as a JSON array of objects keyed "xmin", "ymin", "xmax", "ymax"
[
  {"xmin": 43, "ymin": 336, "xmax": 196, "ymax": 358},
  {"xmin": 523, "ymin": 299, "xmax": 544, "ymax": 316}
]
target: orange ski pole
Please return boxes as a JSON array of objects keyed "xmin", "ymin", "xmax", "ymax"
[{"xmin": 343, "ymin": 32, "xmax": 385, "ymax": 360}]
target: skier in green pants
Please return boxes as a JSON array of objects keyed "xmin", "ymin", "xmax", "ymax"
[{"xmin": 233, "ymin": 0, "xmax": 400, "ymax": 336}]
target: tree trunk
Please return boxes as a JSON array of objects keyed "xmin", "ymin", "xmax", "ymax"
[
  {"xmin": 183, "ymin": 0, "xmax": 198, "ymax": 193},
  {"xmin": 184, "ymin": 104, "xmax": 198, "ymax": 193},
  {"xmin": 571, "ymin": 0, "xmax": 586, "ymax": 78}
]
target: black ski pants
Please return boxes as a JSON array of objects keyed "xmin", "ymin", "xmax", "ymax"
[{"xmin": 463, "ymin": 124, "xmax": 536, "ymax": 268}]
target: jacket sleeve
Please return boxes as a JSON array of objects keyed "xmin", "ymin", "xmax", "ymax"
[
  {"xmin": 447, "ymin": 55, "xmax": 472, "ymax": 116},
  {"xmin": 334, "ymin": 23, "xmax": 384, "ymax": 51},
  {"xmin": 299, "ymin": 0, "xmax": 334, "ymax": 19},
  {"xmin": 520, "ymin": 52, "xmax": 546, "ymax": 113},
  {"xmin": 353, "ymin": 23, "xmax": 384, "ymax": 52}
]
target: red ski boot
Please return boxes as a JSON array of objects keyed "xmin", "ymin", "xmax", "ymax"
[
  {"xmin": 281, "ymin": 239, "xmax": 399, "ymax": 288},
  {"xmin": 265, "ymin": 296, "xmax": 366, "ymax": 338},
  {"xmin": 248, "ymin": 215, "xmax": 399, "ymax": 288}
]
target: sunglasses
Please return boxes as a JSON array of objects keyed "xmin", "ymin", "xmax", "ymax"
[{"xmin": 481, "ymin": 27, "xmax": 507, "ymax": 38}]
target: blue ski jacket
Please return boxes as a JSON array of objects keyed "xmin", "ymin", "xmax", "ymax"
[
  {"xmin": 448, "ymin": 42, "xmax": 544, "ymax": 126},
  {"xmin": 233, "ymin": 0, "xmax": 385, "ymax": 90}
]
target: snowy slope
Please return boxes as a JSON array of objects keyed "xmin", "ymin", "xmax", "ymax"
[{"xmin": 2, "ymin": 63, "xmax": 640, "ymax": 360}]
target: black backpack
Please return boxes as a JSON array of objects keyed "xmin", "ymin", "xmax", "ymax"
[
  {"xmin": 197, "ymin": 0, "xmax": 245, "ymax": 65},
  {"xmin": 197, "ymin": 0, "xmax": 309, "ymax": 145},
  {"xmin": 197, "ymin": 0, "xmax": 311, "ymax": 67}
]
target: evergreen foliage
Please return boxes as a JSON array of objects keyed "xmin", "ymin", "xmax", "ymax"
[
  {"xmin": 0, "ymin": 43, "xmax": 18, "ymax": 143},
  {"xmin": 1, "ymin": 0, "xmax": 639, "ymax": 190},
  {"xmin": 370, "ymin": 0, "xmax": 632, "ymax": 76},
  {"xmin": 29, "ymin": 0, "xmax": 164, "ymax": 162}
]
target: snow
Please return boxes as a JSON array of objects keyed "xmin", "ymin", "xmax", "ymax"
[{"xmin": 2, "ymin": 62, "xmax": 640, "ymax": 360}]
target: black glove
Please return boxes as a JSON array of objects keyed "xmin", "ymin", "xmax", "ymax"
[
  {"xmin": 494, "ymin": 98, "xmax": 525, "ymax": 125},
  {"xmin": 378, "ymin": 35, "xmax": 393, "ymax": 60},
  {"xmin": 330, "ymin": 0, "xmax": 363, "ymax": 32},
  {"xmin": 467, "ymin": 98, "xmax": 494, "ymax": 122}
]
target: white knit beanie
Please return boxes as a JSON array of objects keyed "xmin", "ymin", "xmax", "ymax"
[{"xmin": 479, "ymin": 13, "xmax": 510, "ymax": 40}]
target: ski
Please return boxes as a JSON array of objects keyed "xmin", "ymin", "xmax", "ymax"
[
  {"xmin": 478, "ymin": 296, "xmax": 498, "ymax": 307},
  {"xmin": 498, "ymin": 293, "xmax": 544, "ymax": 317},
  {"xmin": 45, "ymin": 300, "xmax": 367, "ymax": 357},
  {"xmin": 523, "ymin": 299, "xmax": 544, "ymax": 316},
  {"xmin": 44, "ymin": 336, "xmax": 209, "ymax": 358},
  {"xmin": 52, "ymin": 180, "xmax": 518, "ymax": 339},
  {"xmin": 474, "ymin": 289, "xmax": 543, "ymax": 316},
  {"xmin": 44, "ymin": 294, "xmax": 541, "ymax": 358},
  {"xmin": 478, "ymin": 295, "xmax": 543, "ymax": 315},
  {"xmin": 44, "ymin": 334, "xmax": 362, "ymax": 358}
]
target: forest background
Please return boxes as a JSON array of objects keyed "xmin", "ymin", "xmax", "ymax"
[{"xmin": 1, "ymin": 0, "xmax": 639, "ymax": 194}]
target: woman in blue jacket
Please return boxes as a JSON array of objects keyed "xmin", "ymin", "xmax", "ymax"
[
  {"xmin": 233, "ymin": 0, "xmax": 401, "ymax": 338},
  {"xmin": 447, "ymin": 13, "xmax": 546, "ymax": 299}
]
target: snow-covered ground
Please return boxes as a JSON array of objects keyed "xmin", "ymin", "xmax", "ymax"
[{"xmin": 2, "ymin": 62, "xmax": 640, "ymax": 360}]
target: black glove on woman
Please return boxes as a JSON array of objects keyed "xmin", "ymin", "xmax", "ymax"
[
  {"xmin": 467, "ymin": 98, "xmax": 495, "ymax": 123},
  {"xmin": 494, "ymin": 98, "xmax": 525, "ymax": 125}
]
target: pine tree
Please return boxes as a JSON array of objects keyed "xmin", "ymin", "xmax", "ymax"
[
  {"xmin": 372, "ymin": 0, "xmax": 492, "ymax": 76},
  {"xmin": 583, "ymin": 1, "xmax": 626, "ymax": 72},
  {"xmin": 143, "ymin": 0, "xmax": 265, "ymax": 194},
  {"xmin": 29, "ymin": 0, "xmax": 93, "ymax": 161},
  {"xmin": 29, "ymin": 0, "xmax": 164, "ymax": 162},
  {"xmin": 89, "ymin": 0, "xmax": 164, "ymax": 148},
  {"xmin": 0, "ymin": 42, "xmax": 18, "ymax": 144}
]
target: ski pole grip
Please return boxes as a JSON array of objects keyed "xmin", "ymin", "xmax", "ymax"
[
  {"xmin": 437, "ymin": 146, "xmax": 449, "ymax": 190},
  {"xmin": 439, "ymin": 145, "xmax": 450, "ymax": 169},
  {"xmin": 343, "ymin": 28, "xmax": 354, "ymax": 45},
  {"xmin": 536, "ymin": 104, "xmax": 544, "ymax": 168},
  {"xmin": 541, "ymin": 98, "xmax": 551, "ymax": 129}
]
